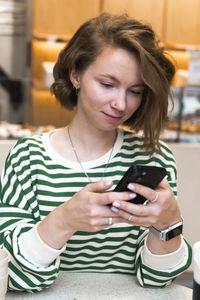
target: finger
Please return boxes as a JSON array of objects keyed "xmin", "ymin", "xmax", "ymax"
[
  {"xmin": 87, "ymin": 204, "xmax": 128, "ymax": 218},
  {"xmin": 111, "ymin": 199, "xmax": 156, "ymax": 217},
  {"xmin": 148, "ymin": 191, "xmax": 159, "ymax": 203},
  {"xmin": 111, "ymin": 207, "xmax": 156, "ymax": 227},
  {"xmin": 97, "ymin": 190, "xmax": 137, "ymax": 206},
  {"xmin": 102, "ymin": 216, "xmax": 126, "ymax": 226},
  {"xmin": 127, "ymin": 182, "xmax": 160, "ymax": 203},
  {"xmin": 90, "ymin": 217, "xmax": 127, "ymax": 232},
  {"xmin": 157, "ymin": 177, "xmax": 170, "ymax": 188},
  {"xmin": 88, "ymin": 216, "xmax": 126, "ymax": 230},
  {"xmin": 86, "ymin": 180, "xmax": 114, "ymax": 193}
]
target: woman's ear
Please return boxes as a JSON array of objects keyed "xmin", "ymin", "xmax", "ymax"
[{"xmin": 70, "ymin": 69, "xmax": 80, "ymax": 89}]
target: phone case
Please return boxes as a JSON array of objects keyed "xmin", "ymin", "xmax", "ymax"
[{"xmin": 114, "ymin": 165, "xmax": 167, "ymax": 204}]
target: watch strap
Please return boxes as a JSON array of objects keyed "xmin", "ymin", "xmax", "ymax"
[{"xmin": 149, "ymin": 217, "xmax": 184, "ymax": 241}]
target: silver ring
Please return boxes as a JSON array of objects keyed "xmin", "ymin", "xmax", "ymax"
[
  {"xmin": 128, "ymin": 215, "xmax": 134, "ymax": 222},
  {"xmin": 151, "ymin": 192, "xmax": 159, "ymax": 203},
  {"xmin": 108, "ymin": 217, "xmax": 113, "ymax": 225}
]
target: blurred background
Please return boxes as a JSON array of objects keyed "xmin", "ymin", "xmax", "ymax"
[
  {"xmin": 0, "ymin": 0, "xmax": 200, "ymax": 287},
  {"xmin": 0, "ymin": 0, "xmax": 200, "ymax": 141}
]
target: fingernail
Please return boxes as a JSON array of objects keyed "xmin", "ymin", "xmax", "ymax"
[
  {"xmin": 130, "ymin": 193, "xmax": 136, "ymax": 199},
  {"xmin": 128, "ymin": 183, "xmax": 135, "ymax": 190},
  {"xmin": 104, "ymin": 180, "xmax": 112, "ymax": 186},
  {"xmin": 113, "ymin": 201, "xmax": 120, "ymax": 208},
  {"xmin": 111, "ymin": 206, "xmax": 119, "ymax": 213}
]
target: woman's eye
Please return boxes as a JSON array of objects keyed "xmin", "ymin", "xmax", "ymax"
[
  {"xmin": 100, "ymin": 82, "xmax": 113, "ymax": 88},
  {"xmin": 129, "ymin": 89, "xmax": 143, "ymax": 95}
]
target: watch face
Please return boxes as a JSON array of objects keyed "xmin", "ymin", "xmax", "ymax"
[{"xmin": 166, "ymin": 225, "xmax": 183, "ymax": 240}]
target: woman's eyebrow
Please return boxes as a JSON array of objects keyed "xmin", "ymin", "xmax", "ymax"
[
  {"xmin": 98, "ymin": 74, "xmax": 118, "ymax": 82},
  {"xmin": 99, "ymin": 73, "xmax": 145, "ymax": 87}
]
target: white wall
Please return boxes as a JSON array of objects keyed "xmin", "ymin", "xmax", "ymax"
[
  {"xmin": 170, "ymin": 144, "xmax": 200, "ymax": 248},
  {"xmin": 0, "ymin": 139, "xmax": 16, "ymax": 172}
]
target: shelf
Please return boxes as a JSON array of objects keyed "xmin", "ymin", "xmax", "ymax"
[
  {"xmin": 31, "ymin": 88, "xmax": 75, "ymax": 127},
  {"xmin": 32, "ymin": 33, "xmax": 70, "ymax": 43},
  {"xmin": 31, "ymin": 40, "xmax": 65, "ymax": 86}
]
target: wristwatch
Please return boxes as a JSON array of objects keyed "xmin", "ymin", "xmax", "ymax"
[{"xmin": 149, "ymin": 217, "xmax": 184, "ymax": 241}]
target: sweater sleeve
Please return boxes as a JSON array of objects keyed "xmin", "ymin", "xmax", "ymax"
[
  {"xmin": 134, "ymin": 228, "xmax": 192, "ymax": 287},
  {"xmin": 0, "ymin": 139, "xmax": 60, "ymax": 292},
  {"xmin": 18, "ymin": 223, "xmax": 65, "ymax": 267},
  {"xmin": 134, "ymin": 143, "xmax": 192, "ymax": 287}
]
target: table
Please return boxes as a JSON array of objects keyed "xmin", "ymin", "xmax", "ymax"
[{"xmin": 5, "ymin": 272, "xmax": 193, "ymax": 300}]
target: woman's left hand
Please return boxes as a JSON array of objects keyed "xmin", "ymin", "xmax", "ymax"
[{"xmin": 111, "ymin": 178, "xmax": 181, "ymax": 230}]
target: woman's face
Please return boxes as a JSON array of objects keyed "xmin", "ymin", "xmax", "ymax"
[{"xmin": 71, "ymin": 46, "xmax": 145, "ymax": 132}]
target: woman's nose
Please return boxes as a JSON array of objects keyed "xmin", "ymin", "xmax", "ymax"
[{"xmin": 111, "ymin": 90, "xmax": 126, "ymax": 111}]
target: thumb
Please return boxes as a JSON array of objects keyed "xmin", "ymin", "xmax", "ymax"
[
  {"xmin": 158, "ymin": 177, "xmax": 170, "ymax": 189},
  {"xmin": 86, "ymin": 180, "xmax": 114, "ymax": 193}
]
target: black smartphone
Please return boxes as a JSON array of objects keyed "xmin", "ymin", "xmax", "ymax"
[{"xmin": 114, "ymin": 165, "xmax": 167, "ymax": 204}]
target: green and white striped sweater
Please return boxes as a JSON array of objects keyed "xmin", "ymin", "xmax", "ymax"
[{"xmin": 0, "ymin": 129, "xmax": 192, "ymax": 292}]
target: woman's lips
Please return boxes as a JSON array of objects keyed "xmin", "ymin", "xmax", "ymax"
[{"xmin": 103, "ymin": 112, "xmax": 122, "ymax": 122}]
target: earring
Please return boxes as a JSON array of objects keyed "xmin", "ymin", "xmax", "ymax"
[
  {"xmin": 75, "ymin": 87, "xmax": 79, "ymax": 95},
  {"xmin": 73, "ymin": 84, "xmax": 80, "ymax": 95}
]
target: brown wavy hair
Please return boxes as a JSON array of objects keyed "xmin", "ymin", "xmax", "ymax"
[{"xmin": 51, "ymin": 12, "xmax": 175, "ymax": 152}]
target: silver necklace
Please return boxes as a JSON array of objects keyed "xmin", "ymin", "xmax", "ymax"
[{"xmin": 67, "ymin": 126, "xmax": 116, "ymax": 182}]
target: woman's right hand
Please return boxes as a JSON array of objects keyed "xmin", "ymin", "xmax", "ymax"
[{"xmin": 37, "ymin": 180, "xmax": 134, "ymax": 250}]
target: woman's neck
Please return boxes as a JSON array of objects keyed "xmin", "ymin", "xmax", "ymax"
[
  {"xmin": 68, "ymin": 119, "xmax": 117, "ymax": 161},
  {"xmin": 67, "ymin": 121, "xmax": 117, "ymax": 162}
]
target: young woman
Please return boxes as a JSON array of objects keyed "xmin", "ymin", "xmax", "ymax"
[{"xmin": 0, "ymin": 13, "xmax": 191, "ymax": 292}]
